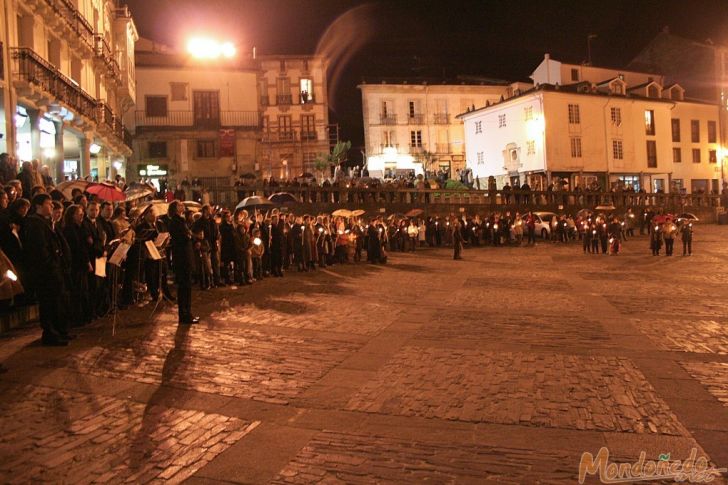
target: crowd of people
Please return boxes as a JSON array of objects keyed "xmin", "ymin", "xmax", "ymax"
[{"xmin": 0, "ymin": 151, "xmax": 701, "ymax": 351}]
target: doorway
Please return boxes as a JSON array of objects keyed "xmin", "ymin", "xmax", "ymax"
[{"xmin": 193, "ymin": 91, "xmax": 220, "ymax": 129}]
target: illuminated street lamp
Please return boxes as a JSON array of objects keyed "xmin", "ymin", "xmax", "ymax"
[{"xmin": 187, "ymin": 37, "xmax": 236, "ymax": 59}]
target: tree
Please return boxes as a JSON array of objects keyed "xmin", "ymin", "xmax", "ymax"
[
  {"xmin": 415, "ymin": 149, "xmax": 437, "ymax": 176},
  {"xmin": 313, "ymin": 141, "xmax": 352, "ymax": 180}
]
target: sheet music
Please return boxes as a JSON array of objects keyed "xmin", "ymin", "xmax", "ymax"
[
  {"xmin": 154, "ymin": 232, "xmax": 170, "ymax": 248},
  {"xmin": 95, "ymin": 257, "xmax": 107, "ymax": 278},
  {"xmin": 108, "ymin": 242, "xmax": 130, "ymax": 266},
  {"xmin": 145, "ymin": 240, "xmax": 163, "ymax": 261}
]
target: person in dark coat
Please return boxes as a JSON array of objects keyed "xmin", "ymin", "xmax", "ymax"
[
  {"xmin": 269, "ymin": 214, "xmax": 284, "ymax": 277},
  {"xmin": 168, "ymin": 201, "xmax": 198, "ymax": 324},
  {"xmin": 453, "ymin": 220, "xmax": 464, "ymax": 260},
  {"xmin": 219, "ymin": 210, "xmax": 236, "ymax": 284},
  {"xmin": 63, "ymin": 204, "xmax": 92, "ymax": 326},
  {"xmin": 0, "ymin": 198, "xmax": 30, "ymax": 301},
  {"xmin": 21, "ymin": 194, "xmax": 70, "ymax": 345},
  {"xmin": 290, "ymin": 216, "xmax": 305, "ymax": 271},
  {"xmin": 366, "ymin": 219, "xmax": 381, "ymax": 263}
]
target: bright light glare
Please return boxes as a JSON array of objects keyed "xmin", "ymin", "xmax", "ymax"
[
  {"xmin": 187, "ymin": 37, "xmax": 236, "ymax": 59},
  {"xmin": 5, "ymin": 270, "xmax": 17, "ymax": 282},
  {"xmin": 89, "ymin": 143, "xmax": 102, "ymax": 155}
]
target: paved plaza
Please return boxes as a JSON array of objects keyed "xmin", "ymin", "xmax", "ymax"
[{"xmin": 1, "ymin": 227, "xmax": 728, "ymax": 483}]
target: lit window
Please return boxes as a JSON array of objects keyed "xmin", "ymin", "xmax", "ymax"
[
  {"xmin": 299, "ymin": 78, "xmax": 313, "ymax": 103},
  {"xmin": 527, "ymin": 140, "xmax": 535, "ymax": 155},
  {"xmin": 645, "ymin": 110, "xmax": 655, "ymax": 136}
]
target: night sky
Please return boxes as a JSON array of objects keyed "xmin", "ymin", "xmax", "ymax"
[{"xmin": 124, "ymin": 0, "xmax": 728, "ymax": 149}]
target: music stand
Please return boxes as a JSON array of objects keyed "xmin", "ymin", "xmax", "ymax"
[
  {"xmin": 108, "ymin": 241, "xmax": 131, "ymax": 336},
  {"xmin": 146, "ymin": 234, "xmax": 169, "ymax": 319}
]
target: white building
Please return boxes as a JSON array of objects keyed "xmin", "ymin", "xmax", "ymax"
[
  {"xmin": 128, "ymin": 45, "xmax": 336, "ymax": 188},
  {"xmin": 459, "ymin": 54, "xmax": 722, "ymax": 194},
  {"xmin": 1, "ymin": 0, "xmax": 137, "ymax": 181},
  {"xmin": 359, "ymin": 80, "xmax": 531, "ymax": 179}
]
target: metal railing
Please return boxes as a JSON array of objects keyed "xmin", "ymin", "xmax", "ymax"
[
  {"xmin": 12, "ymin": 47, "xmax": 97, "ymax": 120},
  {"xmin": 433, "ymin": 113, "xmax": 450, "ymax": 124},
  {"xmin": 192, "ymin": 184, "xmax": 723, "ymax": 211},
  {"xmin": 436, "ymin": 143, "xmax": 450, "ymax": 153},
  {"xmin": 94, "ymin": 35, "xmax": 120, "ymax": 80},
  {"xmin": 35, "ymin": 0, "xmax": 94, "ymax": 49},
  {"xmin": 134, "ymin": 110, "xmax": 260, "ymax": 129},
  {"xmin": 407, "ymin": 114, "xmax": 424, "ymax": 124},
  {"xmin": 380, "ymin": 114, "xmax": 397, "ymax": 125},
  {"xmin": 277, "ymin": 94, "xmax": 292, "ymax": 105},
  {"xmin": 300, "ymin": 130, "xmax": 317, "ymax": 141}
]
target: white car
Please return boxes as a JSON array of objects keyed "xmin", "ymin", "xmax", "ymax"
[{"xmin": 532, "ymin": 211, "xmax": 557, "ymax": 239}]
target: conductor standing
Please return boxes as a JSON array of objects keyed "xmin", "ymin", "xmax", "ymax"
[{"xmin": 168, "ymin": 201, "xmax": 199, "ymax": 324}]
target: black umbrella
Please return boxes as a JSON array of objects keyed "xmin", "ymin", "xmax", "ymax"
[
  {"xmin": 268, "ymin": 192, "xmax": 299, "ymax": 206},
  {"xmin": 299, "ymin": 172, "xmax": 315, "ymax": 178},
  {"xmin": 235, "ymin": 196, "xmax": 275, "ymax": 211}
]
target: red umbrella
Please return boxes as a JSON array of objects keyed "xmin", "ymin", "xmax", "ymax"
[{"xmin": 86, "ymin": 182, "xmax": 125, "ymax": 202}]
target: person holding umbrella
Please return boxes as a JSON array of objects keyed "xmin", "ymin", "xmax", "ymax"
[{"xmin": 168, "ymin": 201, "xmax": 199, "ymax": 324}]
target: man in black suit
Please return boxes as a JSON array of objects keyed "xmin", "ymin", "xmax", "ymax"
[
  {"xmin": 21, "ymin": 194, "xmax": 70, "ymax": 345},
  {"xmin": 168, "ymin": 201, "xmax": 199, "ymax": 324},
  {"xmin": 269, "ymin": 214, "xmax": 284, "ymax": 277}
]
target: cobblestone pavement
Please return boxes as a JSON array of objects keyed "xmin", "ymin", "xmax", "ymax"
[{"xmin": 1, "ymin": 227, "xmax": 728, "ymax": 483}]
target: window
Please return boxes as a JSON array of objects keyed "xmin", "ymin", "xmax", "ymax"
[
  {"xmin": 477, "ymin": 152, "xmax": 484, "ymax": 165},
  {"xmin": 524, "ymin": 106, "xmax": 533, "ymax": 121},
  {"xmin": 410, "ymin": 130, "xmax": 422, "ymax": 147},
  {"xmin": 644, "ymin": 110, "xmax": 655, "ymax": 135},
  {"xmin": 691, "ymin": 120, "xmax": 700, "ymax": 142},
  {"xmin": 571, "ymin": 68, "xmax": 579, "ymax": 81},
  {"xmin": 276, "ymin": 77, "xmax": 291, "ymax": 104},
  {"xmin": 568, "ymin": 104, "xmax": 580, "ymax": 124},
  {"xmin": 610, "ymin": 107, "xmax": 621, "ymax": 125},
  {"xmin": 145, "ymin": 96, "xmax": 168, "ymax": 117},
  {"xmin": 278, "ymin": 115, "xmax": 292, "ymax": 139},
  {"xmin": 474, "ymin": 121, "xmax": 482, "ymax": 134},
  {"xmin": 383, "ymin": 130, "xmax": 396, "ymax": 147},
  {"xmin": 170, "ymin": 82, "xmax": 188, "ymax": 101},
  {"xmin": 498, "ymin": 114, "xmax": 506, "ymax": 128},
  {"xmin": 381, "ymin": 100, "xmax": 390, "ymax": 117},
  {"xmin": 148, "ymin": 141, "xmax": 167, "ymax": 158},
  {"xmin": 612, "ymin": 82, "xmax": 624, "ymax": 95},
  {"xmin": 671, "ymin": 119, "xmax": 680, "ymax": 142},
  {"xmin": 196, "ymin": 140, "xmax": 216, "ymax": 158},
  {"xmin": 708, "ymin": 121, "xmax": 717, "ymax": 143},
  {"xmin": 570, "ymin": 137, "xmax": 582, "ymax": 158},
  {"xmin": 612, "ymin": 140, "xmax": 623, "ymax": 160},
  {"xmin": 303, "ymin": 152, "xmax": 317, "ymax": 172},
  {"xmin": 299, "ymin": 78, "xmax": 313, "ymax": 103},
  {"xmin": 647, "ymin": 85, "xmax": 660, "ymax": 98},
  {"xmin": 673, "ymin": 147, "xmax": 682, "ymax": 163},
  {"xmin": 646, "ymin": 140, "xmax": 657, "ymax": 167},
  {"xmin": 709, "ymin": 149, "xmax": 717, "ymax": 164},
  {"xmin": 527, "ymin": 140, "xmax": 535, "ymax": 155},
  {"xmin": 301, "ymin": 115, "xmax": 316, "ymax": 140},
  {"xmin": 692, "ymin": 148, "xmax": 701, "ymax": 163}
]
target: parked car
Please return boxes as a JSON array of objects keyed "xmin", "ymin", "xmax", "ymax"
[{"xmin": 532, "ymin": 211, "xmax": 557, "ymax": 239}]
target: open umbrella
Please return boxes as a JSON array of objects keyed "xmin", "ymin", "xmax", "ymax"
[
  {"xmin": 124, "ymin": 184, "xmax": 156, "ymax": 202},
  {"xmin": 299, "ymin": 172, "xmax": 315, "ymax": 179},
  {"xmin": 87, "ymin": 182, "xmax": 125, "ymax": 202},
  {"xmin": 351, "ymin": 209, "xmax": 366, "ymax": 217},
  {"xmin": 576, "ymin": 208, "xmax": 592, "ymax": 218},
  {"xmin": 387, "ymin": 213, "xmax": 406, "ymax": 220},
  {"xmin": 137, "ymin": 200, "xmax": 201, "ymax": 220},
  {"xmin": 268, "ymin": 192, "xmax": 299, "ymax": 206},
  {"xmin": 405, "ymin": 208, "xmax": 424, "ymax": 217},
  {"xmin": 236, "ymin": 196, "xmax": 275, "ymax": 211},
  {"xmin": 57, "ymin": 180, "xmax": 91, "ymax": 200},
  {"xmin": 332, "ymin": 209, "xmax": 352, "ymax": 217}
]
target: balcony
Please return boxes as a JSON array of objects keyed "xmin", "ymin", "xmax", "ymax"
[
  {"xmin": 436, "ymin": 143, "xmax": 450, "ymax": 153},
  {"xmin": 377, "ymin": 143, "xmax": 399, "ymax": 154},
  {"xmin": 300, "ymin": 130, "xmax": 317, "ymax": 141},
  {"xmin": 409, "ymin": 144, "xmax": 424, "ymax": 154},
  {"xmin": 27, "ymin": 0, "xmax": 94, "ymax": 54},
  {"xmin": 96, "ymin": 102, "xmax": 131, "ymax": 150},
  {"xmin": 116, "ymin": 53, "xmax": 135, "ymax": 109},
  {"xmin": 380, "ymin": 114, "xmax": 397, "ymax": 125},
  {"xmin": 277, "ymin": 94, "xmax": 292, "ymax": 105},
  {"xmin": 407, "ymin": 114, "xmax": 424, "ymax": 125},
  {"xmin": 433, "ymin": 113, "xmax": 450, "ymax": 124},
  {"xmin": 134, "ymin": 110, "xmax": 260, "ymax": 131},
  {"xmin": 11, "ymin": 47, "xmax": 97, "ymax": 122},
  {"xmin": 94, "ymin": 35, "xmax": 121, "ymax": 83}
]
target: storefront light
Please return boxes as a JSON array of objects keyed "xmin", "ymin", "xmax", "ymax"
[
  {"xmin": 43, "ymin": 148, "xmax": 55, "ymax": 158},
  {"xmin": 89, "ymin": 143, "xmax": 102, "ymax": 155}
]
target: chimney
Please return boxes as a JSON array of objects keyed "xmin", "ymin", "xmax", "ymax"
[{"xmin": 545, "ymin": 53, "xmax": 550, "ymax": 60}]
